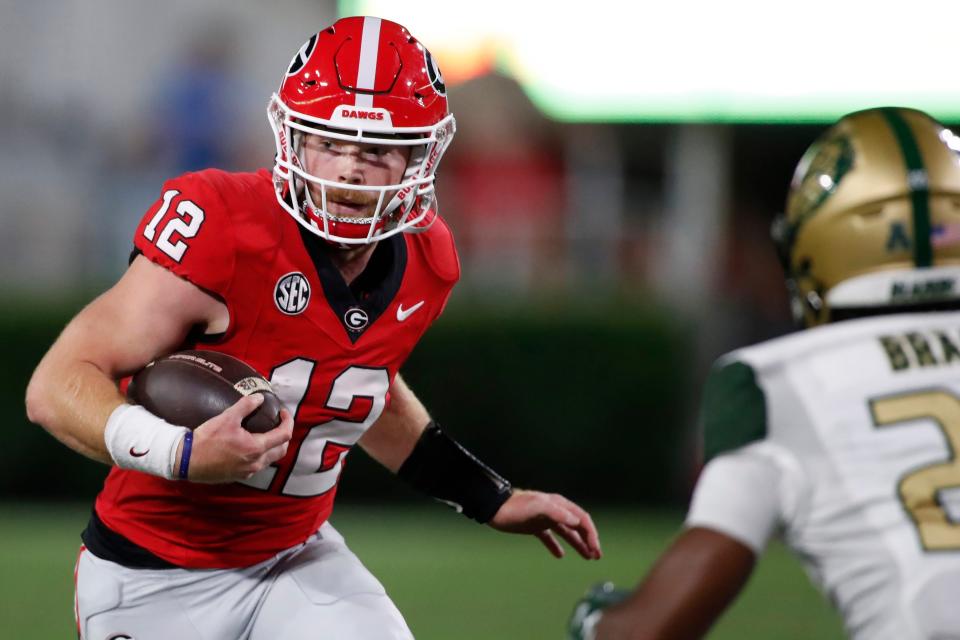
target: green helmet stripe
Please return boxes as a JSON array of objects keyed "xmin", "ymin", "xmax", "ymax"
[{"xmin": 881, "ymin": 108, "xmax": 933, "ymax": 267}]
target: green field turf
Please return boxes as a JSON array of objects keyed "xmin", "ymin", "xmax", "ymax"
[{"xmin": 0, "ymin": 504, "xmax": 843, "ymax": 639}]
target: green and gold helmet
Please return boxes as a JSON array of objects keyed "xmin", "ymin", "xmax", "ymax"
[{"xmin": 773, "ymin": 107, "xmax": 960, "ymax": 326}]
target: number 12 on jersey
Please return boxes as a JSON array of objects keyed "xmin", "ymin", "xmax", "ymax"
[
  {"xmin": 143, "ymin": 189, "xmax": 205, "ymax": 262},
  {"xmin": 240, "ymin": 359, "xmax": 390, "ymax": 498}
]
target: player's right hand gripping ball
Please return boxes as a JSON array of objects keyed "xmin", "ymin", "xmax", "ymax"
[{"xmin": 127, "ymin": 350, "xmax": 283, "ymax": 433}]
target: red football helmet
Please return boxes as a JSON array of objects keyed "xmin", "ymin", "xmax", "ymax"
[{"xmin": 268, "ymin": 16, "xmax": 456, "ymax": 244}]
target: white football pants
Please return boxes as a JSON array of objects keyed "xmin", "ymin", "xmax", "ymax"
[{"xmin": 74, "ymin": 522, "xmax": 414, "ymax": 640}]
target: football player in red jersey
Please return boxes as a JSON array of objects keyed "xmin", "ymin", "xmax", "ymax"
[{"xmin": 26, "ymin": 16, "xmax": 601, "ymax": 640}]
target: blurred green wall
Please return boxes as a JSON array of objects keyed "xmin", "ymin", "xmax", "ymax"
[{"xmin": 5, "ymin": 300, "xmax": 692, "ymax": 505}]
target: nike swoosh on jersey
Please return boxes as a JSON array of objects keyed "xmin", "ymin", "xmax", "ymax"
[
  {"xmin": 396, "ymin": 300, "xmax": 425, "ymax": 322},
  {"xmin": 129, "ymin": 447, "xmax": 149, "ymax": 457}
]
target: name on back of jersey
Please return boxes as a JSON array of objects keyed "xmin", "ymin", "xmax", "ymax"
[{"xmin": 879, "ymin": 329, "xmax": 960, "ymax": 371}]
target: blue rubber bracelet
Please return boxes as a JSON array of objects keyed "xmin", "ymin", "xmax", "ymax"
[{"xmin": 178, "ymin": 431, "xmax": 193, "ymax": 480}]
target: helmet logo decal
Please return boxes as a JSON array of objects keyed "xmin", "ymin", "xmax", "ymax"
[
  {"xmin": 789, "ymin": 134, "xmax": 854, "ymax": 222},
  {"xmin": 344, "ymin": 307, "xmax": 370, "ymax": 331},
  {"xmin": 424, "ymin": 49, "xmax": 446, "ymax": 96},
  {"xmin": 286, "ymin": 34, "xmax": 318, "ymax": 76},
  {"xmin": 886, "ymin": 223, "xmax": 911, "ymax": 253},
  {"xmin": 274, "ymin": 272, "xmax": 311, "ymax": 315}
]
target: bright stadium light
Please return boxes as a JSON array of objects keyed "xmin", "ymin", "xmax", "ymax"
[{"xmin": 340, "ymin": 0, "xmax": 960, "ymax": 123}]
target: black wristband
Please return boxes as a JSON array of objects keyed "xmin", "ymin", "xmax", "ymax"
[{"xmin": 398, "ymin": 422, "xmax": 512, "ymax": 523}]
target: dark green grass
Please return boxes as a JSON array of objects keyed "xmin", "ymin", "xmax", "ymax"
[{"xmin": 0, "ymin": 504, "xmax": 842, "ymax": 639}]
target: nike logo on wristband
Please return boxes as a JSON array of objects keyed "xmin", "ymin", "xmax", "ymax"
[
  {"xmin": 129, "ymin": 447, "xmax": 150, "ymax": 457},
  {"xmin": 436, "ymin": 498, "xmax": 464, "ymax": 514}
]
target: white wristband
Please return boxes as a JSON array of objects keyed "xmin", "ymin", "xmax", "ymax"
[{"xmin": 104, "ymin": 404, "xmax": 190, "ymax": 480}]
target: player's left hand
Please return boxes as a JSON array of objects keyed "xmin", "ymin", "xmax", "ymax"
[{"xmin": 489, "ymin": 489, "xmax": 602, "ymax": 559}]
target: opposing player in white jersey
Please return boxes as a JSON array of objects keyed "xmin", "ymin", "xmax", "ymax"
[{"xmin": 569, "ymin": 106, "xmax": 960, "ymax": 640}]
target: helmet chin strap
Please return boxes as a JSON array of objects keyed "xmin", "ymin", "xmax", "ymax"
[{"xmin": 299, "ymin": 187, "xmax": 370, "ymax": 246}]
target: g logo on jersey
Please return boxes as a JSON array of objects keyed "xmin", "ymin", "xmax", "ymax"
[
  {"xmin": 275, "ymin": 272, "xmax": 311, "ymax": 315},
  {"xmin": 344, "ymin": 307, "xmax": 369, "ymax": 331},
  {"xmin": 424, "ymin": 49, "xmax": 446, "ymax": 96}
]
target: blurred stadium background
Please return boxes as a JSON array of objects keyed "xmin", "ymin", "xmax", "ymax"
[{"xmin": 4, "ymin": 0, "xmax": 959, "ymax": 636}]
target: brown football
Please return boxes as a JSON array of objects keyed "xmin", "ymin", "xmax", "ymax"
[{"xmin": 126, "ymin": 350, "xmax": 283, "ymax": 433}]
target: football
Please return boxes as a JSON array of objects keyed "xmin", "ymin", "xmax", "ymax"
[{"xmin": 126, "ymin": 350, "xmax": 283, "ymax": 433}]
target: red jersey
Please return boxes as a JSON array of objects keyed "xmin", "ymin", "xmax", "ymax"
[{"xmin": 94, "ymin": 169, "xmax": 459, "ymax": 568}]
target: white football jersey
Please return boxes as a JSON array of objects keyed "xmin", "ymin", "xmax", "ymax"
[{"xmin": 686, "ymin": 311, "xmax": 960, "ymax": 640}]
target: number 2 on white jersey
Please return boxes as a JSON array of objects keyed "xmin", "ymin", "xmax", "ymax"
[
  {"xmin": 143, "ymin": 189, "xmax": 205, "ymax": 262},
  {"xmin": 871, "ymin": 390, "xmax": 960, "ymax": 550},
  {"xmin": 239, "ymin": 360, "xmax": 390, "ymax": 497}
]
